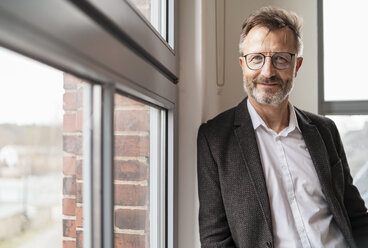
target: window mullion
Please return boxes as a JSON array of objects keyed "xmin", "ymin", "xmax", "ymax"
[
  {"xmin": 92, "ymin": 85, "xmax": 103, "ymax": 248},
  {"xmin": 84, "ymin": 84, "xmax": 115, "ymax": 248},
  {"xmin": 102, "ymin": 83, "xmax": 115, "ymax": 248},
  {"xmin": 83, "ymin": 83, "xmax": 95, "ymax": 248}
]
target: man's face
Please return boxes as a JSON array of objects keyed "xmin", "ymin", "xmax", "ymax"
[{"xmin": 239, "ymin": 26, "xmax": 303, "ymax": 106}]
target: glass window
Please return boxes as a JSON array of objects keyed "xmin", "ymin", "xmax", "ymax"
[
  {"xmin": 323, "ymin": 0, "xmax": 368, "ymax": 101},
  {"xmin": 128, "ymin": 0, "xmax": 167, "ymax": 40},
  {"xmin": 327, "ymin": 115, "xmax": 368, "ymax": 206},
  {"xmin": 0, "ymin": 47, "xmax": 63, "ymax": 248},
  {"xmin": 0, "ymin": 47, "xmax": 88, "ymax": 248},
  {"xmin": 113, "ymin": 93, "xmax": 166, "ymax": 248}
]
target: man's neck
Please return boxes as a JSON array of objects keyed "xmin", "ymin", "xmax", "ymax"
[{"xmin": 249, "ymin": 97, "xmax": 290, "ymax": 134}]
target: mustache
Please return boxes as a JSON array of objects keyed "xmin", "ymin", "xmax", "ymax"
[{"xmin": 253, "ymin": 76, "xmax": 282, "ymax": 84}]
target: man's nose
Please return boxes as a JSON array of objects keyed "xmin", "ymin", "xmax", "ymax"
[{"xmin": 260, "ymin": 57, "xmax": 276, "ymax": 78}]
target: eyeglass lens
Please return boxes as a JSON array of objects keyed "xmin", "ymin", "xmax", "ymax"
[{"xmin": 245, "ymin": 52, "xmax": 293, "ymax": 70}]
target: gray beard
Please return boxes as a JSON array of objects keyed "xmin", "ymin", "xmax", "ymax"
[{"xmin": 243, "ymin": 77, "xmax": 294, "ymax": 106}]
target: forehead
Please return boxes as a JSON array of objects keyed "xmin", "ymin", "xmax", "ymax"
[{"xmin": 242, "ymin": 26, "xmax": 296, "ymax": 54}]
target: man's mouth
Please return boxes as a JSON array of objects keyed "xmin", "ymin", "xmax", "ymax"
[{"xmin": 257, "ymin": 82, "xmax": 280, "ymax": 87}]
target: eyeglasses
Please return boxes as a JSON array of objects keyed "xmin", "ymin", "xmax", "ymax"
[{"xmin": 242, "ymin": 52, "xmax": 296, "ymax": 70}]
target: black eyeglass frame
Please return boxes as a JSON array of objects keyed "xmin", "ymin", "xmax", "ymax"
[{"xmin": 242, "ymin": 52, "xmax": 296, "ymax": 71}]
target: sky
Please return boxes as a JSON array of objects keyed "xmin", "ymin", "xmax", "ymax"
[{"xmin": 0, "ymin": 46, "xmax": 63, "ymax": 125}]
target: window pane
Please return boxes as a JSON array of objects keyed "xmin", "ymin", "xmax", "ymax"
[
  {"xmin": 0, "ymin": 47, "xmax": 87, "ymax": 247},
  {"xmin": 323, "ymin": 0, "xmax": 368, "ymax": 101},
  {"xmin": 128, "ymin": 0, "xmax": 167, "ymax": 40},
  {"xmin": 328, "ymin": 115, "xmax": 368, "ymax": 206},
  {"xmin": 113, "ymin": 94, "xmax": 166, "ymax": 247}
]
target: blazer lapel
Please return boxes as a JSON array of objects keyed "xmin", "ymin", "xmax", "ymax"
[
  {"xmin": 233, "ymin": 98, "xmax": 273, "ymax": 235},
  {"xmin": 295, "ymin": 110, "xmax": 333, "ymax": 196}
]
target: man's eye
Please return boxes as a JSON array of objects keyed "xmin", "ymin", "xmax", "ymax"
[
  {"xmin": 274, "ymin": 56, "xmax": 288, "ymax": 64},
  {"xmin": 250, "ymin": 55, "xmax": 263, "ymax": 63}
]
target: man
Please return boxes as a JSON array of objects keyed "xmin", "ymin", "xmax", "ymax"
[{"xmin": 197, "ymin": 6, "xmax": 368, "ymax": 248}]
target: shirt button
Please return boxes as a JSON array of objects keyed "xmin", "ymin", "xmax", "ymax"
[{"xmin": 290, "ymin": 196, "xmax": 295, "ymax": 201}]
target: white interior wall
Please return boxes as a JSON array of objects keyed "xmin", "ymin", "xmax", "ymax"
[
  {"xmin": 177, "ymin": 0, "xmax": 202, "ymax": 247},
  {"xmin": 178, "ymin": 1, "xmax": 317, "ymax": 247}
]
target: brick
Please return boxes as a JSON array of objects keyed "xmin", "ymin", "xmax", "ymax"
[
  {"xmin": 76, "ymin": 182, "xmax": 83, "ymax": 204},
  {"xmin": 63, "ymin": 135, "xmax": 82, "ymax": 155},
  {"xmin": 114, "ymin": 160, "xmax": 148, "ymax": 181},
  {"xmin": 63, "ymin": 240, "xmax": 76, "ymax": 248},
  {"xmin": 76, "ymin": 206, "xmax": 83, "ymax": 227},
  {"xmin": 63, "ymin": 156, "xmax": 76, "ymax": 176},
  {"xmin": 114, "ymin": 233, "xmax": 145, "ymax": 248},
  {"xmin": 63, "ymin": 176, "xmax": 76, "ymax": 196},
  {"xmin": 114, "ymin": 184, "xmax": 147, "ymax": 206},
  {"xmin": 63, "ymin": 113, "xmax": 77, "ymax": 132},
  {"xmin": 63, "ymin": 219, "xmax": 76, "ymax": 238},
  {"xmin": 63, "ymin": 198, "xmax": 76, "ymax": 216},
  {"xmin": 76, "ymin": 110, "xmax": 83, "ymax": 131},
  {"xmin": 76, "ymin": 159, "xmax": 83, "ymax": 180},
  {"xmin": 114, "ymin": 110, "xmax": 149, "ymax": 131},
  {"xmin": 77, "ymin": 230, "xmax": 83, "ymax": 248},
  {"xmin": 114, "ymin": 135, "xmax": 149, "ymax": 157},
  {"xmin": 63, "ymin": 92, "xmax": 77, "ymax": 111},
  {"xmin": 64, "ymin": 73, "xmax": 82, "ymax": 90},
  {"xmin": 114, "ymin": 94, "xmax": 144, "ymax": 107},
  {"xmin": 115, "ymin": 209, "xmax": 146, "ymax": 230}
]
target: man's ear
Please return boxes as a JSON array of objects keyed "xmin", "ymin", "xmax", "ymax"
[
  {"xmin": 239, "ymin": 56, "xmax": 244, "ymax": 68},
  {"xmin": 295, "ymin": 57, "xmax": 303, "ymax": 77}
]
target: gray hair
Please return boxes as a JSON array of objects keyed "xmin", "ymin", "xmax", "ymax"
[{"xmin": 239, "ymin": 6, "xmax": 303, "ymax": 56}]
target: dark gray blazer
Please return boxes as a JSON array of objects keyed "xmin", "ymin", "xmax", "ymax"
[{"xmin": 197, "ymin": 98, "xmax": 368, "ymax": 248}]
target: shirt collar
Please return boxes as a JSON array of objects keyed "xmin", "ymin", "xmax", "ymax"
[{"xmin": 246, "ymin": 98, "xmax": 301, "ymax": 133}]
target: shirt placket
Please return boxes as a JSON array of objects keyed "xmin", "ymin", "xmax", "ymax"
[{"xmin": 275, "ymin": 135, "xmax": 311, "ymax": 248}]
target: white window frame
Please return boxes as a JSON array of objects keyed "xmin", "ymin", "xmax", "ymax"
[
  {"xmin": 0, "ymin": 1, "xmax": 178, "ymax": 248},
  {"xmin": 149, "ymin": 108, "xmax": 167, "ymax": 248}
]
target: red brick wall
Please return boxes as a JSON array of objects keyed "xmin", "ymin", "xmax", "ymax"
[
  {"xmin": 62, "ymin": 74, "xmax": 150, "ymax": 248},
  {"xmin": 114, "ymin": 94, "xmax": 150, "ymax": 247},
  {"xmin": 62, "ymin": 73, "xmax": 84, "ymax": 248}
]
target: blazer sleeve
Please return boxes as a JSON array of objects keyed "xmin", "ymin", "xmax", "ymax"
[
  {"xmin": 332, "ymin": 122, "xmax": 368, "ymax": 247},
  {"xmin": 197, "ymin": 124, "xmax": 235, "ymax": 248}
]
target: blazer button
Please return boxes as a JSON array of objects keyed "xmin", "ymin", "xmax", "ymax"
[{"xmin": 266, "ymin": 241, "xmax": 273, "ymax": 248}]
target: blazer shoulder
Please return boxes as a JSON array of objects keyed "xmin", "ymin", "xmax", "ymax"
[
  {"xmin": 295, "ymin": 107, "xmax": 336, "ymax": 129},
  {"xmin": 199, "ymin": 106, "xmax": 237, "ymax": 136},
  {"xmin": 295, "ymin": 107, "xmax": 343, "ymax": 149}
]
